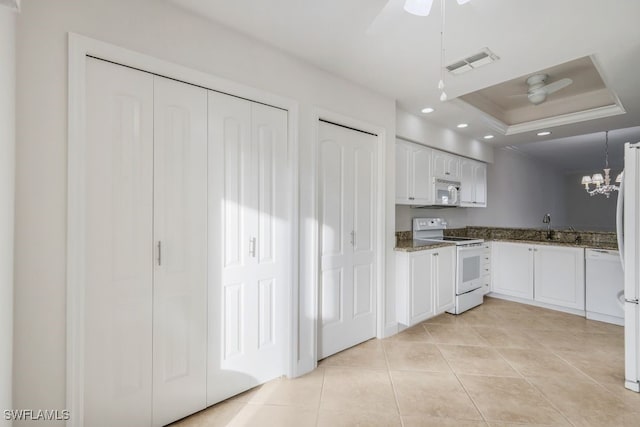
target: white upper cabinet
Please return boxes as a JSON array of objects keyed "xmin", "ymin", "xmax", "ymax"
[
  {"xmin": 395, "ymin": 139, "xmax": 432, "ymax": 205},
  {"xmin": 432, "ymin": 150, "xmax": 460, "ymax": 181},
  {"xmin": 460, "ymin": 159, "xmax": 487, "ymax": 207}
]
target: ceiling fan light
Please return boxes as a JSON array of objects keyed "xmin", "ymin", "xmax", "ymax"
[
  {"xmin": 528, "ymin": 92, "xmax": 547, "ymax": 105},
  {"xmin": 456, "ymin": 0, "xmax": 472, "ymax": 4},
  {"xmin": 404, "ymin": 0, "xmax": 433, "ymax": 16}
]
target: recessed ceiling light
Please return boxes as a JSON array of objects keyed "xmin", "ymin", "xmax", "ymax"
[
  {"xmin": 421, "ymin": 107, "xmax": 435, "ymax": 114},
  {"xmin": 483, "ymin": 135, "xmax": 494, "ymax": 140},
  {"xmin": 457, "ymin": 123, "xmax": 469, "ymax": 128},
  {"xmin": 537, "ymin": 131, "xmax": 552, "ymax": 136}
]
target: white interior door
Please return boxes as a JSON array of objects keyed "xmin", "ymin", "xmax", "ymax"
[
  {"xmin": 84, "ymin": 58, "xmax": 154, "ymax": 427},
  {"xmin": 318, "ymin": 121, "xmax": 376, "ymax": 359},
  {"xmin": 207, "ymin": 91, "xmax": 289, "ymax": 405},
  {"xmin": 152, "ymin": 76, "xmax": 208, "ymax": 426}
]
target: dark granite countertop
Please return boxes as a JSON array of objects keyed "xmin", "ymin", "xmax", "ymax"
[
  {"xmin": 396, "ymin": 226, "xmax": 618, "ymax": 251},
  {"xmin": 485, "ymin": 238, "xmax": 618, "ymax": 251},
  {"xmin": 394, "ymin": 239, "xmax": 456, "ymax": 252}
]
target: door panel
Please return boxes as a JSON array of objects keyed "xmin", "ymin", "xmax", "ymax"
[
  {"xmin": 208, "ymin": 92, "xmax": 288, "ymax": 406},
  {"xmin": 436, "ymin": 247, "xmax": 456, "ymax": 313},
  {"xmin": 412, "ymin": 146, "xmax": 432, "ymax": 203},
  {"xmin": 474, "ymin": 163, "xmax": 487, "ymax": 205},
  {"xmin": 492, "ymin": 242, "xmax": 534, "ymax": 299},
  {"xmin": 319, "ymin": 122, "xmax": 377, "ymax": 359},
  {"xmin": 534, "ymin": 246, "xmax": 585, "ymax": 310},
  {"xmin": 395, "ymin": 140, "xmax": 411, "ymax": 203},
  {"xmin": 85, "ymin": 58, "xmax": 154, "ymax": 427},
  {"xmin": 410, "ymin": 253, "xmax": 434, "ymax": 323},
  {"xmin": 320, "ymin": 140, "xmax": 345, "ymax": 257},
  {"xmin": 152, "ymin": 76, "xmax": 208, "ymax": 426}
]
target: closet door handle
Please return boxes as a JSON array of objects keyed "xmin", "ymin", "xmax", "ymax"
[
  {"xmin": 157, "ymin": 241, "xmax": 162, "ymax": 266},
  {"xmin": 249, "ymin": 237, "xmax": 257, "ymax": 258},
  {"xmin": 350, "ymin": 231, "xmax": 356, "ymax": 248}
]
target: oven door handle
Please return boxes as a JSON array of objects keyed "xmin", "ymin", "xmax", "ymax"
[{"xmin": 456, "ymin": 245, "xmax": 483, "ymax": 253}]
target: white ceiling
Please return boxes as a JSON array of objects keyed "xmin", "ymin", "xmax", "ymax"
[
  {"xmin": 511, "ymin": 126, "xmax": 640, "ymax": 175},
  {"xmin": 168, "ymin": 0, "xmax": 640, "ymax": 148}
]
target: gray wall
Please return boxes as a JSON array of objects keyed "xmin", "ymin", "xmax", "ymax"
[{"xmin": 564, "ymin": 172, "xmax": 618, "ymax": 231}]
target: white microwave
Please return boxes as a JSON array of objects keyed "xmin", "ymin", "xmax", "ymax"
[{"xmin": 433, "ymin": 178, "xmax": 460, "ymax": 206}]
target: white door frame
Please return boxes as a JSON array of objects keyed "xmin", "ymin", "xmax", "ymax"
[
  {"xmin": 312, "ymin": 109, "xmax": 387, "ymax": 363},
  {"xmin": 66, "ymin": 33, "xmax": 299, "ymax": 427}
]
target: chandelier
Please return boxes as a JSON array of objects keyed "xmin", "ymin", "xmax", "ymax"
[{"xmin": 580, "ymin": 131, "xmax": 622, "ymax": 198}]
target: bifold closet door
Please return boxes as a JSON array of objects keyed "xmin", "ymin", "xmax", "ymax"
[
  {"xmin": 84, "ymin": 59, "xmax": 207, "ymax": 427},
  {"xmin": 85, "ymin": 58, "xmax": 154, "ymax": 427},
  {"xmin": 318, "ymin": 121, "xmax": 377, "ymax": 359},
  {"xmin": 152, "ymin": 76, "xmax": 208, "ymax": 426},
  {"xmin": 207, "ymin": 91, "xmax": 289, "ymax": 406}
]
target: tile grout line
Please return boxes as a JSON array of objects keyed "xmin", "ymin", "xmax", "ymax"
[
  {"xmin": 433, "ymin": 341, "xmax": 489, "ymax": 425},
  {"xmin": 381, "ymin": 339, "xmax": 405, "ymax": 427},
  {"xmin": 314, "ymin": 366, "xmax": 326, "ymax": 427},
  {"xmin": 493, "ymin": 346, "xmax": 577, "ymax": 427}
]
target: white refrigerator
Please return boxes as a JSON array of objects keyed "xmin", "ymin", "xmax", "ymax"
[{"xmin": 623, "ymin": 142, "xmax": 640, "ymax": 392}]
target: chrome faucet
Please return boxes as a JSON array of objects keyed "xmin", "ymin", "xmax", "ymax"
[{"xmin": 543, "ymin": 213, "xmax": 553, "ymax": 239}]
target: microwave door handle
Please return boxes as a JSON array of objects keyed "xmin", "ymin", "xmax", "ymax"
[{"xmin": 450, "ymin": 186, "xmax": 459, "ymax": 205}]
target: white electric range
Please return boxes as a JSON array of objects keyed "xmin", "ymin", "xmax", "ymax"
[{"xmin": 413, "ymin": 218, "xmax": 485, "ymax": 314}]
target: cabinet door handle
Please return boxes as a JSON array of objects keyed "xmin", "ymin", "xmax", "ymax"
[
  {"xmin": 350, "ymin": 230, "xmax": 356, "ymax": 247},
  {"xmin": 249, "ymin": 237, "xmax": 257, "ymax": 257},
  {"xmin": 528, "ymin": 248, "xmax": 532, "ymax": 252},
  {"xmin": 409, "ymin": 197, "xmax": 415, "ymax": 200},
  {"xmin": 157, "ymin": 241, "xmax": 162, "ymax": 266}
]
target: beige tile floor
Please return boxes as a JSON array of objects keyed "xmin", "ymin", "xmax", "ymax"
[{"xmin": 171, "ymin": 297, "xmax": 640, "ymax": 426}]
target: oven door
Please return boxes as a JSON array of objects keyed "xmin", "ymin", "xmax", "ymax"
[{"xmin": 457, "ymin": 245, "xmax": 483, "ymax": 294}]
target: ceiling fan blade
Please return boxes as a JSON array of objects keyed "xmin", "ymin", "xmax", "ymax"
[
  {"xmin": 366, "ymin": 0, "xmax": 406, "ymax": 35},
  {"xmin": 541, "ymin": 78, "xmax": 573, "ymax": 95}
]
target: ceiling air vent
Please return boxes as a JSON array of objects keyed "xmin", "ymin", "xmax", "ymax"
[{"xmin": 446, "ymin": 48, "xmax": 499, "ymax": 75}]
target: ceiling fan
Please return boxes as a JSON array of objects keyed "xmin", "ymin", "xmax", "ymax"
[
  {"xmin": 367, "ymin": 0, "xmax": 470, "ymax": 35},
  {"xmin": 522, "ymin": 74, "xmax": 573, "ymax": 105}
]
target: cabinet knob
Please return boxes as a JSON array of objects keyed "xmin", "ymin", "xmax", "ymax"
[
  {"xmin": 409, "ymin": 197, "xmax": 415, "ymax": 200},
  {"xmin": 528, "ymin": 248, "xmax": 532, "ymax": 251}
]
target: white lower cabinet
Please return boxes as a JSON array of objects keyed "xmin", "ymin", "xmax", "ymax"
[
  {"xmin": 533, "ymin": 244, "xmax": 585, "ymax": 310},
  {"xmin": 492, "ymin": 241, "xmax": 585, "ymax": 310},
  {"xmin": 492, "ymin": 242, "xmax": 534, "ymax": 299},
  {"xmin": 396, "ymin": 246, "xmax": 456, "ymax": 326}
]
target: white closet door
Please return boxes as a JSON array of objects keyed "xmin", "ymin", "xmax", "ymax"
[
  {"xmin": 207, "ymin": 91, "xmax": 289, "ymax": 405},
  {"xmin": 318, "ymin": 122, "xmax": 376, "ymax": 359},
  {"xmin": 84, "ymin": 58, "xmax": 154, "ymax": 427},
  {"xmin": 152, "ymin": 76, "xmax": 208, "ymax": 426}
]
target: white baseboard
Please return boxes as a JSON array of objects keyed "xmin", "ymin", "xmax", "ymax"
[{"xmin": 586, "ymin": 311, "xmax": 624, "ymax": 326}]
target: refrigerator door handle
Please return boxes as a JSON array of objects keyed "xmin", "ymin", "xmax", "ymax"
[{"xmin": 617, "ymin": 171, "xmax": 625, "ymax": 269}]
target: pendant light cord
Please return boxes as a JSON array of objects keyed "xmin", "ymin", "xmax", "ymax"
[
  {"xmin": 438, "ymin": 0, "xmax": 446, "ymax": 100},
  {"xmin": 605, "ymin": 131, "xmax": 610, "ymax": 169}
]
